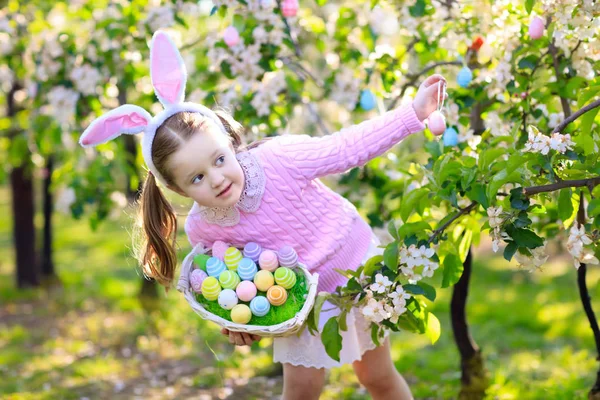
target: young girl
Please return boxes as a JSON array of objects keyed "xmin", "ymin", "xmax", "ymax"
[{"xmin": 80, "ymin": 31, "xmax": 446, "ymax": 400}]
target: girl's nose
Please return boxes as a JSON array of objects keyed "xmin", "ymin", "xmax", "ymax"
[{"xmin": 210, "ymin": 172, "xmax": 226, "ymax": 188}]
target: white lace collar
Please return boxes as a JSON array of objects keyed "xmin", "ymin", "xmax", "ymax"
[{"xmin": 196, "ymin": 151, "xmax": 265, "ymax": 227}]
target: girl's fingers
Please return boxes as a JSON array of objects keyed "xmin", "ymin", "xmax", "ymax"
[
  {"xmin": 421, "ymin": 74, "xmax": 446, "ymax": 88},
  {"xmin": 221, "ymin": 328, "xmax": 230, "ymax": 336},
  {"xmin": 250, "ymin": 334, "xmax": 261, "ymax": 342}
]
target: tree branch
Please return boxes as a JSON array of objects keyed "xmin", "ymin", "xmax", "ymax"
[
  {"xmin": 553, "ymin": 98, "xmax": 600, "ymax": 134},
  {"xmin": 523, "ymin": 176, "xmax": 600, "ymax": 197},
  {"xmin": 428, "ymin": 201, "xmax": 479, "ymax": 244},
  {"xmin": 549, "ymin": 38, "xmax": 572, "ymax": 118}
]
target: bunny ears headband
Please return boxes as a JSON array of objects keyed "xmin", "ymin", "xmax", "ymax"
[{"xmin": 79, "ymin": 31, "xmax": 228, "ymax": 187}]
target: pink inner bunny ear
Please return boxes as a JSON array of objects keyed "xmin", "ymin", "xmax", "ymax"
[
  {"xmin": 80, "ymin": 107, "xmax": 150, "ymax": 147},
  {"xmin": 151, "ymin": 31, "xmax": 186, "ymax": 106}
]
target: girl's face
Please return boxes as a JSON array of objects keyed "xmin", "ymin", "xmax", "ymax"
[{"xmin": 166, "ymin": 124, "xmax": 244, "ymax": 209}]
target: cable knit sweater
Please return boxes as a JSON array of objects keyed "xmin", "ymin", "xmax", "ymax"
[{"xmin": 184, "ymin": 104, "xmax": 425, "ymax": 293}]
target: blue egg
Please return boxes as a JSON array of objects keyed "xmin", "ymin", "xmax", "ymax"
[
  {"xmin": 206, "ymin": 257, "xmax": 226, "ymax": 278},
  {"xmin": 359, "ymin": 89, "xmax": 376, "ymax": 111},
  {"xmin": 443, "ymin": 127, "xmax": 459, "ymax": 146},
  {"xmin": 237, "ymin": 258, "xmax": 258, "ymax": 281},
  {"xmin": 457, "ymin": 67, "xmax": 472, "ymax": 88},
  {"xmin": 250, "ymin": 296, "xmax": 271, "ymax": 317}
]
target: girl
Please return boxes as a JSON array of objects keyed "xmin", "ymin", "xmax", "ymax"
[{"xmin": 80, "ymin": 31, "xmax": 446, "ymax": 400}]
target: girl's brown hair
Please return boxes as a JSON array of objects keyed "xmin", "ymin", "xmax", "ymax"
[{"xmin": 134, "ymin": 109, "xmax": 248, "ymax": 289}]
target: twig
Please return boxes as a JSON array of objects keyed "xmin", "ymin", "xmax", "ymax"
[
  {"xmin": 523, "ymin": 176, "xmax": 600, "ymax": 197},
  {"xmin": 549, "ymin": 38, "xmax": 572, "ymax": 118},
  {"xmin": 276, "ymin": 0, "xmax": 301, "ymax": 57},
  {"xmin": 553, "ymin": 98, "xmax": 600, "ymax": 134},
  {"xmin": 428, "ymin": 201, "xmax": 478, "ymax": 244}
]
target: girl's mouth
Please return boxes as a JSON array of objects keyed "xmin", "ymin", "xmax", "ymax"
[{"xmin": 217, "ymin": 183, "xmax": 233, "ymax": 198}]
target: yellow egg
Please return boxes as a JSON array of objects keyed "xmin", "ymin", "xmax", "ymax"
[
  {"xmin": 254, "ymin": 270, "xmax": 275, "ymax": 292},
  {"xmin": 201, "ymin": 276, "xmax": 221, "ymax": 301},
  {"xmin": 231, "ymin": 304, "xmax": 252, "ymax": 324},
  {"xmin": 224, "ymin": 247, "xmax": 243, "ymax": 271},
  {"xmin": 267, "ymin": 285, "xmax": 288, "ymax": 306}
]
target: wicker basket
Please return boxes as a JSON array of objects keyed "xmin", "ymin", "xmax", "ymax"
[{"xmin": 176, "ymin": 242, "xmax": 319, "ymax": 338}]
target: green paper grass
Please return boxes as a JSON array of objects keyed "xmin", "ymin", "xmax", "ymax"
[{"xmin": 196, "ymin": 271, "xmax": 308, "ymax": 326}]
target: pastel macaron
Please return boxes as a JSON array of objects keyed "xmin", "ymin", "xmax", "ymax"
[
  {"xmin": 243, "ymin": 242, "xmax": 262, "ymax": 262},
  {"xmin": 267, "ymin": 285, "xmax": 288, "ymax": 306},
  {"xmin": 231, "ymin": 304, "xmax": 252, "ymax": 324},
  {"xmin": 190, "ymin": 269, "xmax": 208, "ymax": 293},
  {"xmin": 224, "ymin": 247, "xmax": 243, "ymax": 271},
  {"xmin": 254, "ymin": 270, "xmax": 275, "ymax": 292},
  {"xmin": 237, "ymin": 258, "xmax": 258, "ymax": 281},
  {"xmin": 236, "ymin": 281, "xmax": 257, "ymax": 302},
  {"xmin": 219, "ymin": 270, "xmax": 241, "ymax": 290},
  {"xmin": 206, "ymin": 257, "xmax": 226, "ymax": 278},
  {"xmin": 218, "ymin": 289, "xmax": 239, "ymax": 310},
  {"xmin": 278, "ymin": 246, "xmax": 298, "ymax": 268},
  {"xmin": 201, "ymin": 276, "xmax": 221, "ymax": 301},
  {"xmin": 250, "ymin": 296, "xmax": 271, "ymax": 317},
  {"xmin": 259, "ymin": 250, "xmax": 279, "ymax": 272},
  {"xmin": 274, "ymin": 267, "xmax": 297, "ymax": 289}
]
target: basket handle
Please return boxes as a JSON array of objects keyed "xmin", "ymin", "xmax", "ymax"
[{"xmin": 176, "ymin": 242, "xmax": 209, "ymax": 293}]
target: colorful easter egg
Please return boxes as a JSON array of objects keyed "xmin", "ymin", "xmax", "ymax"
[
  {"xmin": 360, "ymin": 89, "xmax": 376, "ymax": 111},
  {"xmin": 281, "ymin": 0, "xmax": 298, "ymax": 17},
  {"xmin": 529, "ymin": 16, "xmax": 545, "ymax": 40},
  {"xmin": 259, "ymin": 250, "xmax": 279, "ymax": 272},
  {"xmin": 250, "ymin": 296, "xmax": 271, "ymax": 317},
  {"xmin": 243, "ymin": 242, "xmax": 262, "ymax": 262},
  {"xmin": 219, "ymin": 270, "xmax": 241, "ymax": 290},
  {"xmin": 237, "ymin": 258, "xmax": 258, "ymax": 281},
  {"xmin": 212, "ymin": 241, "xmax": 230, "ymax": 260},
  {"xmin": 193, "ymin": 254, "xmax": 210, "ymax": 271},
  {"xmin": 267, "ymin": 285, "xmax": 288, "ymax": 306},
  {"xmin": 274, "ymin": 267, "xmax": 297, "ymax": 289},
  {"xmin": 206, "ymin": 257, "xmax": 226, "ymax": 278},
  {"xmin": 278, "ymin": 246, "xmax": 298, "ymax": 268},
  {"xmin": 218, "ymin": 289, "xmax": 239, "ymax": 310},
  {"xmin": 231, "ymin": 304, "xmax": 252, "ymax": 324},
  {"xmin": 457, "ymin": 67, "xmax": 472, "ymax": 88},
  {"xmin": 443, "ymin": 127, "xmax": 459, "ymax": 146},
  {"xmin": 428, "ymin": 110, "xmax": 446, "ymax": 136},
  {"xmin": 236, "ymin": 281, "xmax": 257, "ymax": 302},
  {"xmin": 254, "ymin": 270, "xmax": 275, "ymax": 292},
  {"xmin": 201, "ymin": 277, "xmax": 221, "ymax": 301},
  {"xmin": 224, "ymin": 247, "xmax": 243, "ymax": 271},
  {"xmin": 190, "ymin": 269, "xmax": 208, "ymax": 293},
  {"xmin": 223, "ymin": 26, "xmax": 240, "ymax": 47}
]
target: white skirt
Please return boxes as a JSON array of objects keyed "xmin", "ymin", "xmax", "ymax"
[{"xmin": 273, "ymin": 235, "xmax": 387, "ymax": 369}]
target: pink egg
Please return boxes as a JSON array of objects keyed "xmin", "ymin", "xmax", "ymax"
[
  {"xmin": 223, "ymin": 26, "xmax": 241, "ymax": 47},
  {"xmin": 236, "ymin": 281, "xmax": 258, "ymax": 302},
  {"xmin": 428, "ymin": 111, "xmax": 446, "ymax": 136},
  {"xmin": 212, "ymin": 241, "xmax": 230, "ymax": 261},
  {"xmin": 259, "ymin": 250, "xmax": 279, "ymax": 272},
  {"xmin": 529, "ymin": 16, "xmax": 545, "ymax": 40},
  {"xmin": 281, "ymin": 0, "xmax": 298, "ymax": 17}
]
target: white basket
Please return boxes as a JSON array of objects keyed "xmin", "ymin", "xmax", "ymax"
[{"xmin": 176, "ymin": 242, "xmax": 319, "ymax": 338}]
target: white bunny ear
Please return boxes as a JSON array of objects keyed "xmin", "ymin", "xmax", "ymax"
[
  {"xmin": 150, "ymin": 31, "xmax": 187, "ymax": 107},
  {"xmin": 79, "ymin": 105, "xmax": 152, "ymax": 147}
]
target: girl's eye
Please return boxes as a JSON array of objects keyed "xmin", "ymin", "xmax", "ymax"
[
  {"xmin": 216, "ymin": 155, "xmax": 225, "ymax": 166},
  {"xmin": 192, "ymin": 174, "xmax": 204, "ymax": 184}
]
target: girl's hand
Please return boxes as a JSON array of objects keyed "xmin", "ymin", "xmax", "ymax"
[
  {"xmin": 220, "ymin": 328, "xmax": 261, "ymax": 346},
  {"xmin": 412, "ymin": 74, "xmax": 448, "ymax": 122}
]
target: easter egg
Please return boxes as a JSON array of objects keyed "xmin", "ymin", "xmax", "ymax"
[
  {"xmin": 224, "ymin": 247, "xmax": 243, "ymax": 271},
  {"xmin": 190, "ymin": 269, "xmax": 208, "ymax": 293},
  {"xmin": 193, "ymin": 254, "xmax": 210, "ymax": 271},
  {"xmin": 274, "ymin": 267, "xmax": 297, "ymax": 289},
  {"xmin": 278, "ymin": 246, "xmax": 298, "ymax": 268},
  {"xmin": 218, "ymin": 289, "xmax": 239, "ymax": 310},
  {"xmin": 457, "ymin": 67, "xmax": 472, "ymax": 88},
  {"xmin": 254, "ymin": 270, "xmax": 275, "ymax": 292},
  {"xmin": 529, "ymin": 16, "xmax": 545, "ymax": 40},
  {"xmin": 250, "ymin": 296, "xmax": 271, "ymax": 317},
  {"xmin": 267, "ymin": 285, "xmax": 288, "ymax": 306},
  {"xmin": 236, "ymin": 281, "xmax": 257, "ymax": 302},
  {"xmin": 428, "ymin": 111, "xmax": 446, "ymax": 136},
  {"xmin": 201, "ymin": 276, "xmax": 221, "ymax": 301},
  {"xmin": 259, "ymin": 250, "xmax": 279, "ymax": 272},
  {"xmin": 206, "ymin": 257, "xmax": 226, "ymax": 278},
  {"xmin": 243, "ymin": 242, "xmax": 262, "ymax": 262},
  {"xmin": 281, "ymin": 0, "xmax": 298, "ymax": 17},
  {"xmin": 359, "ymin": 89, "xmax": 376, "ymax": 111},
  {"xmin": 237, "ymin": 258, "xmax": 258, "ymax": 281},
  {"xmin": 212, "ymin": 241, "xmax": 230, "ymax": 260},
  {"xmin": 219, "ymin": 270, "xmax": 241, "ymax": 290},
  {"xmin": 443, "ymin": 127, "xmax": 459, "ymax": 146},
  {"xmin": 470, "ymin": 36, "xmax": 484, "ymax": 51},
  {"xmin": 223, "ymin": 26, "xmax": 240, "ymax": 47},
  {"xmin": 231, "ymin": 304, "xmax": 252, "ymax": 324}
]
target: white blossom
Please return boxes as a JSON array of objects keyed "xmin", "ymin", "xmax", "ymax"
[
  {"xmin": 487, "ymin": 206, "xmax": 503, "ymax": 229},
  {"xmin": 70, "ymin": 65, "xmax": 103, "ymax": 96},
  {"xmin": 567, "ymin": 223, "xmax": 599, "ymax": 269},
  {"xmin": 370, "ymin": 273, "xmax": 393, "ymax": 294},
  {"xmin": 44, "ymin": 86, "xmax": 80, "ymax": 126}
]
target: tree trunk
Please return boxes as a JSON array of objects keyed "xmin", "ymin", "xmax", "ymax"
[{"xmin": 41, "ymin": 156, "xmax": 56, "ymax": 279}]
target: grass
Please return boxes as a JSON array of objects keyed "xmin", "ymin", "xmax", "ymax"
[{"xmin": 1, "ymin": 184, "xmax": 600, "ymax": 399}]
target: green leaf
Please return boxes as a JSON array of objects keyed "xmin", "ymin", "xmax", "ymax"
[
  {"xmin": 316, "ymin": 0, "xmax": 328, "ymax": 5},
  {"xmin": 403, "ymin": 284, "xmax": 425, "ymax": 295},
  {"xmin": 232, "ymin": 14, "xmax": 245, "ymax": 32},
  {"xmin": 424, "ymin": 311, "xmax": 441, "ymax": 344},
  {"xmin": 384, "ymin": 242, "xmax": 399, "ymax": 272},
  {"xmin": 363, "ymin": 255, "xmax": 384, "ymax": 276},
  {"xmin": 400, "ymin": 188, "xmax": 429, "ymax": 222},
  {"xmin": 558, "ymin": 188, "xmax": 574, "ymax": 225},
  {"xmin": 588, "ymin": 199, "xmax": 600, "ymax": 218},
  {"xmin": 371, "ymin": 323, "xmax": 381, "ymax": 347},
  {"xmin": 442, "ymin": 254, "xmax": 464, "ymax": 288},
  {"xmin": 510, "ymin": 187, "xmax": 530, "ymax": 211},
  {"xmin": 322, "ymin": 318, "xmax": 343, "ymax": 362},
  {"xmin": 525, "ymin": 0, "xmax": 535, "ymax": 14},
  {"xmin": 312, "ymin": 294, "xmax": 328, "ymax": 331},
  {"xmin": 397, "ymin": 221, "xmax": 432, "ymax": 240},
  {"xmin": 408, "ymin": 0, "xmax": 426, "ymax": 17},
  {"xmin": 339, "ymin": 311, "xmax": 348, "ymax": 332},
  {"xmin": 458, "ymin": 229, "xmax": 473, "ymax": 263},
  {"xmin": 506, "ymin": 225, "xmax": 544, "ymax": 249},
  {"xmin": 503, "ymin": 241, "xmax": 518, "ymax": 261},
  {"xmin": 387, "ymin": 220, "xmax": 399, "ymax": 240},
  {"xmin": 417, "ymin": 282, "xmax": 437, "ymax": 301}
]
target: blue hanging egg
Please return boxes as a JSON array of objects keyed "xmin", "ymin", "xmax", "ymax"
[
  {"xmin": 457, "ymin": 67, "xmax": 472, "ymax": 88},
  {"xmin": 443, "ymin": 127, "xmax": 459, "ymax": 146},
  {"xmin": 206, "ymin": 256, "xmax": 226, "ymax": 278},
  {"xmin": 237, "ymin": 258, "xmax": 258, "ymax": 281},
  {"xmin": 359, "ymin": 89, "xmax": 376, "ymax": 111}
]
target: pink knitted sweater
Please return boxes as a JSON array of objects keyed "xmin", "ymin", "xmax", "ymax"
[{"xmin": 184, "ymin": 104, "xmax": 425, "ymax": 293}]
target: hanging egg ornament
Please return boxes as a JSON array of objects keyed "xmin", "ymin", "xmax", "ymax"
[
  {"xmin": 224, "ymin": 247, "xmax": 243, "ymax": 271},
  {"xmin": 231, "ymin": 304, "xmax": 252, "ymax": 324},
  {"xmin": 250, "ymin": 296, "xmax": 271, "ymax": 317},
  {"xmin": 267, "ymin": 285, "xmax": 288, "ymax": 306},
  {"xmin": 529, "ymin": 16, "xmax": 545, "ymax": 40},
  {"xmin": 359, "ymin": 89, "xmax": 376, "ymax": 111},
  {"xmin": 254, "ymin": 270, "xmax": 275, "ymax": 292},
  {"xmin": 274, "ymin": 267, "xmax": 297, "ymax": 289},
  {"xmin": 428, "ymin": 111, "xmax": 446, "ymax": 136},
  {"xmin": 281, "ymin": 0, "xmax": 299, "ymax": 17},
  {"xmin": 206, "ymin": 257, "xmax": 226, "ymax": 278},
  {"xmin": 219, "ymin": 270, "xmax": 241, "ymax": 290},
  {"xmin": 443, "ymin": 127, "xmax": 459, "ymax": 146},
  {"xmin": 278, "ymin": 246, "xmax": 298, "ymax": 268},
  {"xmin": 237, "ymin": 258, "xmax": 258, "ymax": 281},
  {"xmin": 201, "ymin": 277, "xmax": 222, "ymax": 301},
  {"xmin": 259, "ymin": 250, "xmax": 279, "ymax": 272},
  {"xmin": 236, "ymin": 281, "xmax": 258, "ymax": 302},
  {"xmin": 190, "ymin": 269, "xmax": 208, "ymax": 293},
  {"xmin": 212, "ymin": 241, "xmax": 230, "ymax": 260},
  {"xmin": 193, "ymin": 254, "xmax": 210, "ymax": 271},
  {"xmin": 223, "ymin": 26, "xmax": 241, "ymax": 48},
  {"xmin": 218, "ymin": 289, "xmax": 239, "ymax": 310},
  {"xmin": 243, "ymin": 242, "xmax": 262, "ymax": 262},
  {"xmin": 457, "ymin": 67, "xmax": 473, "ymax": 88}
]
